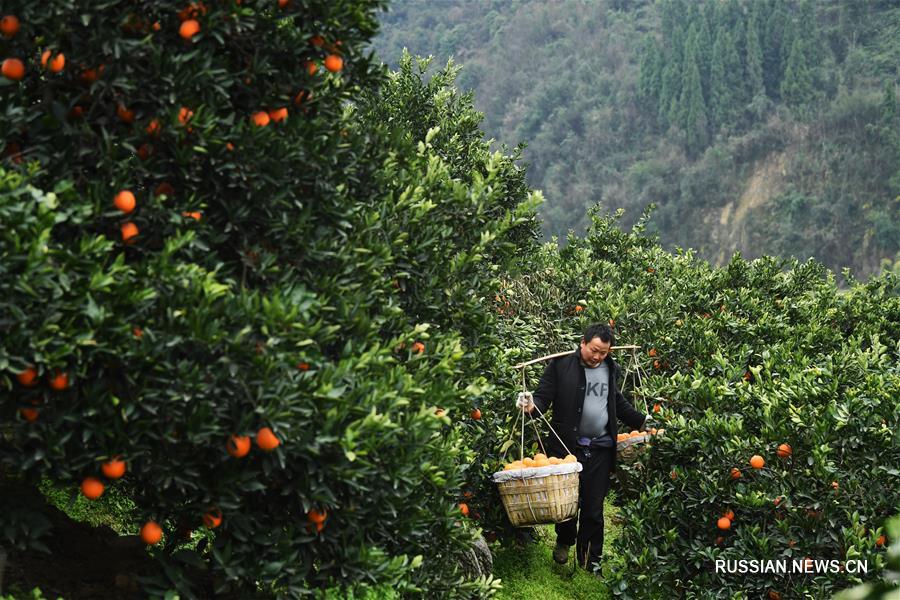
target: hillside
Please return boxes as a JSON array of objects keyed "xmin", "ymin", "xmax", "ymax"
[{"xmin": 371, "ymin": 0, "xmax": 900, "ymax": 280}]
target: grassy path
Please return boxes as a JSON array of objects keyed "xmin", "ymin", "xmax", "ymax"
[{"xmin": 491, "ymin": 493, "xmax": 622, "ymax": 600}]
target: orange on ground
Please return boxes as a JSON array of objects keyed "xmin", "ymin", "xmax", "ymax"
[
  {"xmin": 412, "ymin": 341, "xmax": 425, "ymax": 353},
  {"xmin": 1, "ymin": 15, "xmax": 20, "ymax": 38},
  {"xmin": 777, "ymin": 443, "xmax": 792, "ymax": 458},
  {"xmin": 121, "ymin": 222, "xmax": 139, "ymax": 243},
  {"xmin": 141, "ymin": 521, "xmax": 162, "ymax": 545},
  {"xmin": 268, "ymin": 107, "xmax": 288, "ymax": 123},
  {"xmin": 49, "ymin": 370, "xmax": 69, "ymax": 391},
  {"xmin": 308, "ymin": 509, "xmax": 327, "ymax": 524},
  {"xmin": 749, "ymin": 455, "xmax": 765, "ymax": 469},
  {"xmin": 251, "ymin": 111, "xmax": 270, "ymax": 127},
  {"xmin": 717, "ymin": 516, "xmax": 731, "ymax": 530},
  {"xmin": 41, "ymin": 50, "xmax": 65, "ymax": 72},
  {"xmin": 17, "ymin": 367, "xmax": 38, "ymax": 387},
  {"xmin": 114, "ymin": 190, "xmax": 136, "ymax": 213},
  {"xmin": 2, "ymin": 58, "xmax": 25, "ymax": 81},
  {"xmin": 179, "ymin": 19, "xmax": 200, "ymax": 40},
  {"xmin": 471, "ymin": 408, "xmax": 481, "ymax": 420},
  {"xmin": 102, "ymin": 456, "xmax": 126, "ymax": 479},
  {"xmin": 256, "ymin": 427, "xmax": 280, "ymax": 451},
  {"xmin": 20, "ymin": 408, "xmax": 39, "ymax": 422},
  {"xmin": 324, "ymin": 54, "xmax": 343, "ymax": 72},
  {"xmin": 459, "ymin": 502, "xmax": 469, "ymax": 516},
  {"xmin": 203, "ymin": 507, "xmax": 223, "ymax": 529},
  {"xmin": 81, "ymin": 477, "xmax": 105, "ymax": 500},
  {"xmin": 227, "ymin": 434, "xmax": 251, "ymax": 458}
]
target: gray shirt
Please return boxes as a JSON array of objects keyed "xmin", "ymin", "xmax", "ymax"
[{"xmin": 579, "ymin": 362, "xmax": 613, "ymax": 443}]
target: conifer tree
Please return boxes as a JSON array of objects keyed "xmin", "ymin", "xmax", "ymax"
[
  {"xmin": 781, "ymin": 36, "xmax": 814, "ymax": 116},
  {"xmin": 638, "ymin": 36, "xmax": 664, "ymax": 122},
  {"xmin": 678, "ymin": 29, "xmax": 709, "ymax": 154},
  {"xmin": 745, "ymin": 2, "xmax": 766, "ymax": 102},
  {"xmin": 709, "ymin": 27, "xmax": 732, "ymax": 131},
  {"xmin": 763, "ymin": 0, "xmax": 789, "ymax": 99}
]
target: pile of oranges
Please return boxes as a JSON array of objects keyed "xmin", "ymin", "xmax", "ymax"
[
  {"xmin": 502, "ymin": 453, "xmax": 578, "ymax": 470},
  {"xmin": 616, "ymin": 428, "xmax": 663, "ymax": 444}
]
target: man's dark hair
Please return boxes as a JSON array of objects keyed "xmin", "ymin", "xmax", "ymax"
[{"xmin": 583, "ymin": 323, "xmax": 614, "ymax": 346}]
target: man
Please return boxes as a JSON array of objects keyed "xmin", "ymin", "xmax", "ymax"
[{"xmin": 516, "ymin": 323, "xmax": 650, "ymax": 573}]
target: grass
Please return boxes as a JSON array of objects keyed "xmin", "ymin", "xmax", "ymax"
[
  {"xmin": 37, "ymin": 478, "xmax": 138, "ymax": 534},
  {"xmin": 491, "ymin": 492, "xmax": 623, "ymax": 600}
]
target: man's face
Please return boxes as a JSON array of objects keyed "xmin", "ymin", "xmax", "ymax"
[{"xmin": 580, "ymin": 337, "xmax": 611, "ymax": 368}]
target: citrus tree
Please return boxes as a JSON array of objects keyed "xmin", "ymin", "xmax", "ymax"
[{"xmin": 1, "ymin": 2, "xmax": 538, "ymax": 597}]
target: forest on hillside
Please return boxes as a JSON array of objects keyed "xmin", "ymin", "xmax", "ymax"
[{"xmin": 372, "ymin": 0, "xmax": 900, "ymax": 280}]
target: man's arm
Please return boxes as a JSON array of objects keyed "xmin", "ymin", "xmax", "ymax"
[
  {"xmin": 528, "ymin": 360, "xmax": 557, "ymax": 415},
  {"xmin": 615, "ymin": 386, "xmax": 648, "ymax": 430}
]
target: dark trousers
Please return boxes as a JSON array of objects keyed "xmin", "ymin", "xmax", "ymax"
[{"xmin": 554, "ymin": 445, "xmax": 614, "ymax": 569}]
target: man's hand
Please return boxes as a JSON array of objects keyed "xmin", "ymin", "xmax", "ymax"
[
  {"xmin": 516, "ymin": 391, "xmax": 535, "ymax": 414},
  {"xmin": 641, "ymin": 415, "xmax": 656, "ymax": 432}
]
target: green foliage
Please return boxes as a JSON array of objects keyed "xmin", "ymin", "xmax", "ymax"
[{"xmin": 0, "ymin": 2, "xmax": 537, "ymax": 597}]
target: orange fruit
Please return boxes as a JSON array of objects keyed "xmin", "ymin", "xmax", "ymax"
[
  {"xmin": 459, "ymin": 502, "xmax": 469, "ymax": 516},
  {"xmin": 730, "ymin": 467, "xmax": 741, "ymax": 480},
  {"xmin": 136, "ymin": 144, "xmax": 152, "ymax": 161},
  {"xmin": 716, "ymin": 516, "xmax": 731, "ymax": 530},
  {"xmin": 324, "ymin": 54, "xmax": 343, "ymax": 72},
  {"xmin": 178, "ymin": 106, "xmax": 193, "ymax": 125},
  {"xmin": 268, "ymin": 107, "xmax": 288, "ymax": 123},
  {"xmin": 121, "ymin": 222, "xmax": 139, "ymax": 243},
  {"xmin": 225, "ymin": 142, "xmax": 235, "ymax": 151},
  {"xmin": 1, "ymin": 15, "xmax": 20, "ymax": 38},
  {"xmin": 723, "ymin": 509, "xmax": 735, "ymax": 521},
  {"xmin": 256, "ymin": 427, "xmax": 280, "ymax": 451},
  {"xmin": 41, "ymin": 50, "xmax": 65, "ymax": 73},
  {"xmin": 49, "ymin": 370, "xmax": 69, "ymax": 391},
  {"xmin": 81, "ymin": 477, "xmax": 105, "ymax": 500},
  {"xmin": 203, "ymin": 507, "xmax": 223, "ymax": 529},
  {"xmin": 17, "ymin": 366, "xmax": 38, "ymax": 387},
  {"xmin": 715, "ymin": 536, "xmax": 724, "ymax": 545},
  {"xmin": 146, "ymin": 119, "xmax": 161, "ymax": 136},
  {"xmin": 296, "ymin": 362, "xmax": 310, "ymax": 371},
  {"xmin": 20, "ymin": 407, "xmax": 39, "ymax": 422},
  {"xmin": 132, "ymin": 326, "xmax": 142, "ymax": 339},
  {"xmin": 251, "ymin": 111, "xmax": 270, "ymax": 127},
  {"xmin": 101, "ymin": 456, "xmax": 126, "ymax": 479},
  {"xmin": 412, "ymin": 341, "xmax": 425, "ymax": 353},
  {"xmin": 670, "ymin": 469, "xmax": 677, "ymax": 480},
  {"xmin": 307, "ymin": 509, "xmax": 327, "ymax": 524},
  {"xmin": 305, "ymin": 61, "xmax": 318, "ymax": 76},
  {"xmin": 563, "ymin": 454, "xmax": 577, "ymax": 463},
  {"xmin": 179, "ymin": 19, "xmax": 200, "ymax": 40},
  {"xmin": 114, "ymin": 190, "xmax": 136, "ymax": 213},
  {"xmin": 749, "ymin": 455, "xmax": 765, "ymax": 469},
  {"xmin": 773, "ymin": 496, "xmax": 782, "ymax": 506},
  {"xmin": 549, "ymin": 457, "xmax": 561, "ymax": 465},
  {"xmin": 574, "ymin": 305, "xmax": 584, "ymax": 312},
  {"xmin": 652, "ymin": 402, "xmax": 661, "ymax": 413},
  {"xmin": 309, "ymin": 35, "xmax": 325, "ymax": 47},
  {"xmin": 470, "ymin": 408, "xmax": 481, "ymax": 420},
  {"xmin": 522, "ymin": 457, "xmax": 536, "ymax": 467},
  {"xmin": 831, "ymin": 481, "xmax": 839, "ymax": 490},
  {"xmin": 226, "ymin": 434, "xmax": 251, "ymax": 458},
  {"xmin": 776, "ymin": 443, "xmax": 792, "ymax": 458},
  {"xmin": 154, "ymin": 182, "xmax": 175, "ymax": 198},
  {"xmin": 2, "ymin": 58, "xmax": 25, "ymax": 81},
  {"xmin": 278, "ymin": 0, "xmax": 291, "ymax": 7},
  {"xmin": 876, "ymin": 534, "xmax": 886, "ymax": 547},
  {"xmin": 767, "ymin": 591, "xmax": 781, "ymax": 600},
  {"xmin": 116, "ymin": 104, "xmax": 135, "ymax": 124},
  {"xmin": 140, "ymin": 521, "xmax": 162, "ymax": 545},
  {"xmin": 648, "ymin": 348, "xmax": 657, "ymax": 357},
  {"xmin": 181, "ymin": 211, "xmax": 202, "ymax": 220}
]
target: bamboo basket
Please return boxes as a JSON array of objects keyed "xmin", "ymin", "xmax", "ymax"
[{"xmin": 493, "ymin": 463, "xmax": 582, "ymax": 527}]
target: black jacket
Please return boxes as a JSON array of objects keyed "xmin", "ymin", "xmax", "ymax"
[{"xmin": 530, "ymin": 349, "xmax": 646, "ymax": 470}]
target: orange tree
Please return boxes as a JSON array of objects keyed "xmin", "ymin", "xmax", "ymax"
[
  {"xmin": 1, "ymin": 2, "xmax": 538, "ymax": 597},
  {"xmin": 491, "ymin": 207, "xmax": 899, "ymax": 597}
]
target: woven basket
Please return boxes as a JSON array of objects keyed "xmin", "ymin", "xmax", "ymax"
[{"xmin": 493, "ymin": 465, "xmax": 581, "ymax": 527}]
